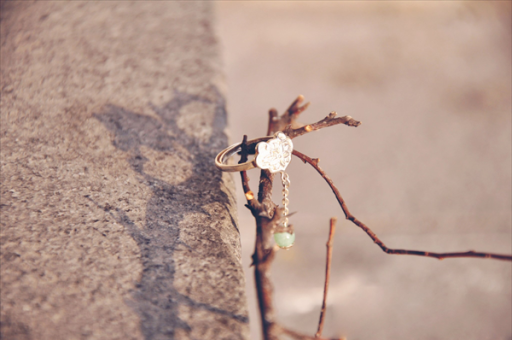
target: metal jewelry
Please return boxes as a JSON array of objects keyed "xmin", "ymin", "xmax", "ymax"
[{"xmin": 215, "ymin": 132, "xmax": 296, "ymax": 249}]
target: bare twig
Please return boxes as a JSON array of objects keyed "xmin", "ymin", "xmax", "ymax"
[
  {"xmin": 267, "ymin": 108, "xmax": 279, "ymax": 136},
  {"xmin": 270, "ymin": 95, "xmax": 311, "ymax": 133},
  {"xmin": 249, "ymin": 98, "xmax": 336, "ymax": 340},
  {"xmin": 285, "ymin": 111, "xmax": 361, "ymax": 140},
  {"xmin": 239, "ymin": 135, "xmax": 278, "ymax": 339},
  {"xmin": 282, "ymin": 95, "xmax": 310, "ymax": 123},
  {"xmin": 292, "ymin": 149, "xmax": 512, "ymax": 262},
  {"xmin": 316, "ymin": 218, "xmax": 337, "ymax": 338},
  {"xmin": 238, "ymin": 130, "xmax": 279, "ymax": 340}
]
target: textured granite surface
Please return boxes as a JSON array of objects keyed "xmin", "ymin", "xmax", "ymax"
[{"xmin": 1, "ymin": 2, "xmax": 248, "ymax": 339}]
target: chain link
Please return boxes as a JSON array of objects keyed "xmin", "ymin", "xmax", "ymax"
[{"xmin": 281, "ymin": 171, "xmax": 290, "ymax": 227}]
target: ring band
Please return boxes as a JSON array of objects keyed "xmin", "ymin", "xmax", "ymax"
[
  {"xmin": 216, "ymin": 132, "xmax": 294, "ymax": 174},
  {"xmin": 215, "ymin": 136, "xmax": 273, "ymax": 172}
]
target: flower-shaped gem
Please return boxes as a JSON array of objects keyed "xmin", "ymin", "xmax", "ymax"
[{"xmin": 255, "ymin": 132, "xmax": 293, "ymax": 173}]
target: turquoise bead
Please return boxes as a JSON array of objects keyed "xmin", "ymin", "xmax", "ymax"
[{"xmin": 274, "ymin": 232, "xmax": 295, "ymax": 249}]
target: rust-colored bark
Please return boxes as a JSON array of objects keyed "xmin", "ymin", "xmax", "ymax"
[{"xmin": 316, "ymin": 218, "xmax": 337, "ymax": 338}]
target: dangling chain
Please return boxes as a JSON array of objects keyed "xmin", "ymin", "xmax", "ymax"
[{"xmin": 281, "ymin": 171, "xmax": 290, "ymax": 227}]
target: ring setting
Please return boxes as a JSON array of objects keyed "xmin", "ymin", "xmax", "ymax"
[{"xmin": 254, "ymin": 133, "xmax": 293, "ymax": 174}]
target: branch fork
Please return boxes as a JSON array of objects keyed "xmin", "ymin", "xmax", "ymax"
[{"xmin": 237, "ymin": 95, "xmax": 512, "ymax": 340}]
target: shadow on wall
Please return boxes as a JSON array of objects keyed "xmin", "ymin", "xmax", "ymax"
[{"xmin": 93, "ymin": 87, "xmax": 248, "ymax": 339}]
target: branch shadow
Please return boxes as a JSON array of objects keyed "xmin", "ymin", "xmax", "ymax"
[{"xmin": 93, "ymin": 86, "xmax": 247, "ymax": 339}]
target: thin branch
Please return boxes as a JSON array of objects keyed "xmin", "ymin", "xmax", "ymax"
[
  {"xmin": 268, "ymin": 108, "xmax": 279, "ymax": 136},
  {"xmin": 252, "ymin": 97, "xmax": 344, "ymax": 340},
  {"xmin": 271, "ymin": 95, "xmax": 311, "ymax": 132},
  {"xmin": 285, "ymin": 111, "xmax": 361, "ymax": 140},
  {"xmin": 283, "ymin": 94, "xmax": 310, "ymax": 121},
  {"xmin": 250, "ymin": 112, "xmax": 283, "ymax": 340},
  {"xmin": 292, "ymin": 149, "xmax": 512, "ymax": 262},
  {"xmin": 238, "ymin": 135, "xmax": 279, "ymax": 339},
  {"xmin": 316, "ymin": 218, "xmax": 337, "ymax": 338}
]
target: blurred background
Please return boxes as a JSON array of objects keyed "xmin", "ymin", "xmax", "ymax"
[{"xmin": 216, "ymin": 2, "xmax": 511, "ymax": 339}]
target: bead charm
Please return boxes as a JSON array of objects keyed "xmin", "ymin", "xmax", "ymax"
[{"xmin": 274, "ymin": 230, "xmax": 295, "ymax": 249}]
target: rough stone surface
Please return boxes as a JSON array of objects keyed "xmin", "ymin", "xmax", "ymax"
[{"xmin": 0, "ymin": 2, "xmax": 248, "ymax": 340}]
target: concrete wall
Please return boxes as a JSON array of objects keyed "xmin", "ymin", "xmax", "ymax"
[{"xmin": 1, "ymin": 2, "xmax": 248, "ymax": 339}]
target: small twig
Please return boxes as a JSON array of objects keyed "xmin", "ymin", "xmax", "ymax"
[
  {"xmin": 316, "ymin": 218, "xmax": 337, "ymax": 338},
  {"xmin": 283, "ymin": 94, "xmax": 310, "ymax": 121},
  {"xmin": 292, "ymin": 149, "xmax": 512, "ymax": 262},
  {"xmin": 251, "ymin": 98, "xmax": 337, "ymax": 340},
  {"xmin": 238, "ymin": 135, "xmax": 279, "ymax": 340},
  {"xmin": 250, "ymin": 113, "xmax": 282, "ymax": 340},
  {"xmin": 270, "ymin": 95, "xmax": 311, "ymax": 132},
  {"xmin": 285, "ymin": 111, "xmax": 361, "ymax": 140},
  {"xmin": 268, "ymin": 108, "xmax": 279, "ymax": 136}
]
